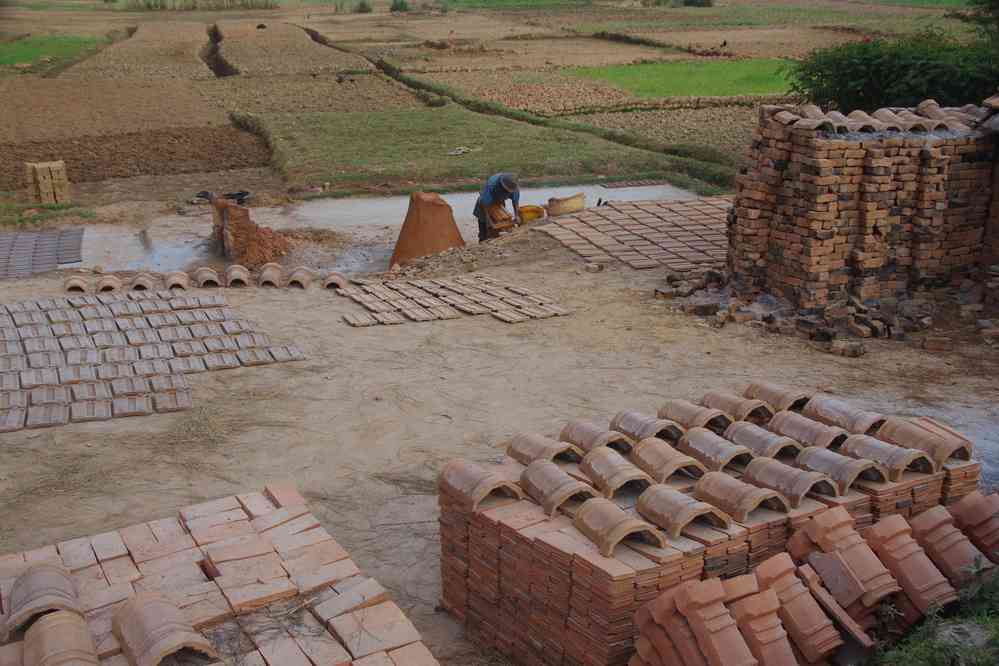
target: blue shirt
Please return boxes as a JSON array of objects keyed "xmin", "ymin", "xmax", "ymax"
[{"xmin": 479, "ymin": 173, "xmax": 520, "ymax": 209}]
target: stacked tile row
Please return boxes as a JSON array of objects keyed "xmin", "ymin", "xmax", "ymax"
[
  {"xmin": 0, "ymin": 484, "xmax": 439, "ymax": 665},
  {"xmin": 0, "ymin": 290, "xmax": 304, "ymax": 433},
  {"xmin": 728, "ymin": 100, "xmax": 996, "ymax": 311},
  {"xmin": 337, "ymin": 273, "xmax": 571, "ymax": 327},
  {"xmin": 537, "ymin": 198, "xmax": 730, "ymax": 271}
]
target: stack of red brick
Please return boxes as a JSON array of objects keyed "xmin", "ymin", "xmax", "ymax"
[
  {"xmin": 0, "ymin": 483, "xmax": 439, "ymax": 665},
  {"xmin": 728, "ymin": 100, "xmax": 998, "ymax": 311}
]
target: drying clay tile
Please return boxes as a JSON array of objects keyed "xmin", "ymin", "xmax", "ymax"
[
  {"xmin": 388, "ymin": 642, "xmax": 439, "ymax": 666},
  {"xmin": 172, "ymin": 341, "xmax": 208, "ymax": 357},
  {"xmin": 29, "ymin": 386, "xmax": 70, "ymax": 406},
  {"xmin": 728, "ymin": 588, "xmax": 798, "ymax": 666},
  {"xmin": 64, "ymin": 275, "xmax": 90, "ymax": 294},
  {"xmin": 101, "ymin": 557, "xmax": 141, "ymax": 586},
  {"xmin": 743, "ymin": 382, "xmax": 812, "ymax": 413},
  {"xmin": 795, "ymin": 448, "xmax": 887, "ymax": 495},
  {"xmin": 257, "ymin": 265, "xmax": 282, "ymax": 288},
  {"xmin": 876, "ymin": 417, "xmax": 972, "ymax": 467},
  {"xmin": 609, "ymin": 410, "xmax": 684, "ymax": 444},
  {"xmin": 322, "ymin": 272, "xmax": 349, "ymax": 290},
  {"xmin": 236, "ymin": 492, "xmax": 276, "ymax": 519},
  {"xmin": 767, "ymin": 415, "xmax": 841, "ymax": 451},
  {"xmin": 0, "ymin": 643, "xmax": 22, "ymax": 666},
  {"xmin": 947, "ymin": 491, "xmax": 995, "ymax": 530},
  {"xmin": 212, "ymin": 552, "xmax": 287, "ymax": 590},
  {"xmin": 286, "ymin": 267, "xmax": 313, "ymax": 289},
  {"xmin": 279, "ymin": 539, "xmax": 349, "ymax": 577},
  {"xmin": 203, "ymin": 352, "xmax": 240, "ymax": 371},
  {"xmin": 90, "ymin": 532, "xmax": 128, "ymax": 563},
  {"xmin": 22, "ymin": 610, "xmax": 98, "ymax": 666},
  {"xmin": 328, "ymin": 601, "xmax": 421, "ymax": 659},
  {"xmin": 168, "ymin": 357, "xmax": 207, "ymax": 374},
  {"xmin": 249, "ymin": 505, "xmax": 310, "ymax": 534},
  {"xmin": 132, "ymin": 360, "xmax": 171, "ymax": 377},
  {"xmin": 263, "ymin": 483, "xmax": 306, "ymax": 509},
  {"xmin": 520, "ymin": 460, "xmax": 598, "ymax": 516},
  {"xmin": 25, "ymin": 403, "xmax": 69, "ymax": 429},
  {"xmin": 237, "ymin": 349, "xmax": 274, "ymax": 366},
  {"xmin": 673, "ymin": 579, "xmax": 759, "ymax": 666},
  {"xmin": 755, "ymin": 553, "xmax": 842, "ymax": 662},
  {"xmin": 437, "ymin": 459, "xmax": 524, "ymax": 512},
  {"xmin": 636, "ymin": 485, "xmax": 731, "ymax": 538},
  {"xmin": 559, "ymin": 419, "xmax": 635, "ymax": 454},
  {"xmin": 192, "ymin": 267, "xmax": 220, "ymax": 289},
  {"xmin": 290, "ymin": 558, "xmax": 360, "ymax": 594},
  {"xmin": 285, "ymin": 612, "xmax": 352, "ymax": 666},
  {"xmin": 647, "ymin": 588, "xmax": 708, "ymax": 666},
  {"xmin": 840, "ymin": 434, "xmax": 937, "ymax": 481},
  {"xmin": 159, "ymin": 581, "xmax": 231, "ymax": 629},
  {"xmin": 802, "ymin": 394, "xmax": 885, "ymax": 435},
  {"xmin": 658, "ymin": 399, "xmax": 732, "ymax": 434},
  {"xmin": 163, "ymin": 272, "xmax": 189, "ymax": 291},
  {"xmin": 677, "ymin": 427, "xmax": 753, "ymax": 472},
  {"xmin": 805, "ymin": 551, "xmax": 865, "ymax": 609},
  {"xmin": 629, "ymin": 437, "xmax": 706, "ymax": 484},
  {"xmin": 702, "ymin": 390, "xmax": 774, "ymax": 425},
  {"xmin": 797, "ymin": 564, "xmax": 874, "ymax": 650},
  {"xmin": 130, "ymin": 274, "xmax": 158, "ymax": 292},
  {"xmin": 864, "ymin": 515, "xmax": 957, "ymax": 614},
  {"xmin": 223, "ymin": 265, "xmax": 250, "ymax": 288},
  {"xmin": 110, "ymin": 376, "xmax": 149, "ymax": 396},
  {"xmin": 694, "ymin": 472, "xmax": 789, "ymax": 523},
  {"xmin": 353, "ymin": 654, "xmax": 393, "ymax": 666},
  {"xmin": 506, "ymin": 433, "xmax": 583, "ymax": 466},
  {"xmin": 2, "ymin": 563, "xmax": 82, "ymax": 640},
  {"xmin": 58, "ymin": 537, "xmax": 97, "ymax": 572},
  {"xmin": 910, "ymin": 506, "xmax": 993, "ymax": 586},
  {"xmin": 573, "ymin": 498, "xmax": 666, "ymax": 557},
  {"xmin": 725, "ymin": 421, "xmax": 803, "ymax": 461},
  {"xmin": 96, "ymin": 276, "xmax": 122, "ymax": 293},
  {"xmin": 112, "ymin": 593, "xmax": 219, "ymax": 666},
  {"xmin": 743, "ymin": 458, "xmax": 838, "ymax": 508},
  {"xmin": 579, "ymin": 447, "xmax": 654, "ymax": 498},
  {"xmin": 312, "ymin": 578, "xmax": 388, "ymax": 623},
  {"xmin": 0, "ymin": 407, "xmax": 26, "ymax": 433}
]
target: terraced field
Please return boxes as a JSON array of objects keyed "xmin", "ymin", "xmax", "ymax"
[
  {"xmin": 216, "ymin": 21, "xmax": 373, "ymax": 76},
  {"xmin": 59, "ymin": 22, "xmax": 212, "ymax": 80}
]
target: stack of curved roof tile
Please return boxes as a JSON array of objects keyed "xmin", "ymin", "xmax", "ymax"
[{"xmin": 769, "ymin": 99, "xmax": 993, "ymax": 135}]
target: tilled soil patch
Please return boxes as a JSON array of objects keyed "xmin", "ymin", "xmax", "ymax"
[
  {"xmin": 196, "ymin": 73, "xmax": 421, "ymax": 114},
  {"xmin": 217, "ymin": 20, "xmax": 372, "ymax": 76},
  {"xmin": 637, "ymin": 27, "xmax": 864, "ymax": 58},
  {"xmin": 305, "ymin": 12, "xmax": 553, "ymax": 44},
  {"xmin": 2, "ymin": 78, "xmax": 229, "ymax": 143},
  {"xmin": 0, "ymin": 127, "xmax": 270, "ymax": 191},
  {"xmin": 59, "ymin": 22, "xmax": 213, "ymax": 80}
]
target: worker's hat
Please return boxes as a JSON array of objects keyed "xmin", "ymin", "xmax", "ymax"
[{"xmin": 500, "ymin": 174, "xmax": 519, "ymax": 192}]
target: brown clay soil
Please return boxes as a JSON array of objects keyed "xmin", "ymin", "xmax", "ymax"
[
  {"xmin": 196, "ymin": 72, "xmax": 421, "ymax": 114},
  {"xmin": 59, "ymin": 22, "xmax": 214, "ymax": 80},
  {"xmin": 367, "ymin": 36, "xmax": 684, "ymax": 73},
  {"xmin": 2, "ymin": 239, "xmax": 997, "ymax": 666},
  {"xmin": 640, "ymin": 27, "xmax": 865, "ymax": 59},
  {"xmin": 0, "ymin": 127, "xmax": 271, "ymax": 191},
  {"xmin": 307, "ymin": 11, "xmax": 556, "ymax": 43},
  {"xmin": 216, "ymin": 20, "xmax": 373, "ymax": 76},
  {"xmin": 1, "ymin": 78, "xmax": 230, "ymax": 143}
]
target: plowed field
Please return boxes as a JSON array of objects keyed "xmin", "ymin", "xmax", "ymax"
[
  {"xmin": 59, "ymin": 22, "xmax": 212, "ymax": 80},
  {"xmin": 217, "ymin": 21, "xmax": 373, "ymax": 76}
]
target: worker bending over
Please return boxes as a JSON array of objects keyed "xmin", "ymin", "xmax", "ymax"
[{"xmin": 474, "ymin": 173, "xmax": 520, "ymax": 242}]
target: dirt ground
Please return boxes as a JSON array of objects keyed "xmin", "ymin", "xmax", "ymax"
[
  {"xmin": 1, "ymin": 239, "xmax": 997, "ymax": 666},
  {"xmin": 217, "ymin": 20, "xmax": 373, "ymax": 76},
  {"xmin": 58, "ymin": 22, "xmax": 214, "ymax": 80},
  {"xmin": 304, "ymin": 11, "xmax": 557, "ymax": 43}
]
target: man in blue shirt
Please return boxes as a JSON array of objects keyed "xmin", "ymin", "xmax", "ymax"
[{"xmin": 473, "ymin": 173, "xmax": 520, "ymax": 242}]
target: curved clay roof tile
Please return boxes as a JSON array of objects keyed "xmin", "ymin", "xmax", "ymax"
[
  {"xmin": 23, "ymin": 610, "xmax": 98, "ymax": 666},
  {"xmin": 112, "ymin": 593, "xmax": 220, "ymax": 666},
  {"xmin": 192, "ymin": 267, "xmax": 220, "ymax": 288},
  {"xmin": 822, "ymin": 111, "xmax": 850, "ymax": 133},
  {"xmin": 163, "ymin": 271, "xmax": 190, "ymax": 291},
  {"xmin": 916, "ymin": 99, "xmax": 945, "ymax": 119},
  {"xmin": 798, "ymin": 104, "xmax": 825, "ymax": 119},
  {"xmin": 225, "ymin": 264, "xmax": 250, "ymax": 287},
  {"xmin": 507, "ymin": 433, "xmax": 583, "ymax": 466},
  {"xmin": 802, "ymin": 394, "xmax": 885, "ymax": 434},
  {"xmin": 658, "ymin": 399, "xmax": 732, "ymax": 435},
  {"xmin": 946, "ymin": 491, "xmax": 994, "ymax": 530},
  {"xmin": 637, "ymin": 484, "xmax": 731, "ymax": 538},
  {"xmin": 258, "ymin": 264, "xmax": 282, "ymax": 288},
  {"xmin": 795, "ymin": 447, "xmax": 887, "ymax": 495},
  {"xmin": 130, "ymin": 273, "xmax": 158, "ymax": 292},
  {"xmin": 579, "ymin": 447, "xmax": 654, "ymax": 498},
  {"xmin": 742, "ymin": 457, "xmax": 838, "ymax": 508},
  {"xmin": 629, "ymin": 437, "xmax": 706, "ymax": 483},
  {"xmin": 287, "ymin": 267, "xmax": 314, "ymax": 289},
  {"xmin": 724, "ymin": 421, "xmax": 802, "ymax": 461},
  {"xmin": 96, "ymin": 275, "xmax": 122, "ymax": 293},
  {"xmin": 876, "ymin": 417, "xmax": 972, "ymax": 467},
  {"xmin": 840, "ymin": 434, "xmax": 937, "ymax": 481},
  {"xmin": 693, "ymin": 472, "xmax": 789, "ymax": 523},
  {"xmin": 677, "ymin": 427, "xmax": 753, "ymax": 473},
  {"xmin": 322, "ymin": 272, "xmax": 349, "ymax": 289},
  {"xmin": 769, "ymin": 410, "xmax": 848, "ymax": 450},
  {"xmin": 871, "ymin": 109, "xmax": 905, "ymax": 132},
  {"xmin": 701, "ymin": 391, "xmax": 774, "ymax": 425},
  {"xmin": 437, "ymin": 459, "xmax": 524, "ymax": 511},
  {"xmin": 772, "ymin": 110, "xmax": 801, "ymax": 126},
  {"xmin": 793, "ymin": 118, "xmax": 837, "ymax": 132},
  {"xmin": 573, "ymin": 497, "xmax": 666, "ymax": 557},
  {"xmin": 910, "ymin": 506, "xmax": 994, "ymax": 586},
  {"xmin": 2, "ymin": 563, "xmax": 82, "ymax": 641},
  {"xmin": 560, "ymin": 419, "xmax": 635, "ymax": 454},
  {"xmin": 609, "ymin": 409, "xmax": 684, "ymax": 444},
  {"xmin": 520, "ymin": 460, "xmax": 598, "ymax": 517},
  {"xmin": 743, "ymin": 381, "xmax": 811, "ymax": 413},
  {"xmin": 63, "ymin": 275, "xmax": 90, "ymax": 294}
]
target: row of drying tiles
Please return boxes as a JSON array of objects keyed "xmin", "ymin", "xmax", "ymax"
[
  {"xmin": 0, "ymin": 484, "xmax": 439, "ymax": 666},
  {"xmin": 63, "ymin": 265, "xmax": 352, "ymax": 294}
]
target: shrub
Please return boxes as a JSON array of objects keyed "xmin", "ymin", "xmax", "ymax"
[
  {"xmin": 787, "ymin": 30, "xmax": 999, "ymax": 111},
  {"xmin": 354, "ymin": 0, "xmax": 372, "ymax": 12},
  {"xmin": 390, "ymin": 0, "xmax": 409, "ymax": 10}
]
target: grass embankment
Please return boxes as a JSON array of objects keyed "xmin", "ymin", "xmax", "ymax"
[
  {"xmin": 0, "ymin": 193, "xmax": 94, "ymax": 228},
  {"xmin": 234, "ymin": 105, "xmax": 729, "ymax": 195},
  {"xmin": 573, "ymin": 59, "xmax": 791, "ymax": 97},
  {"xmin": 0, "ymin": 34, "xmax": 106, "ymax": 74}
]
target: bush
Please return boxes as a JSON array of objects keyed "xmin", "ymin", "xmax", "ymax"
[
  {"xmin": 788, "ymin": 30, "xmax": 999, "ymax": 111},
  {"xmin": 353, "ymin": 0, "xmax": 372, "ymax": 12},
  {"xmin": 390, "ymin": 0, "xmax": 409, "ymax": 9}
]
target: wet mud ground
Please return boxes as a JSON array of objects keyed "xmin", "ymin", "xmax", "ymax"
[{"xmin": 1, "ymin": 243, "xmax": 996, "ymax": 665}]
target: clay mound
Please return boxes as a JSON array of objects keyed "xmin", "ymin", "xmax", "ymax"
[
  {"xmin": 212, "ymin": 198, "xmax": 289, "ymax": 268},
  {"xmin": 390, "ymin": 192, "xmax": 465, "ymax": 268}
]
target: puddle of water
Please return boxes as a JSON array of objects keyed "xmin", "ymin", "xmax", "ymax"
[{"xmin": 81, "ymin": 225, "xmax": 216, "ymax": 272}]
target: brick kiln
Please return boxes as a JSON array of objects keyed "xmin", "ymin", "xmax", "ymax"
[{"xmin": 728, "ymin": 98, "xmax": 999, "ymax": 312}]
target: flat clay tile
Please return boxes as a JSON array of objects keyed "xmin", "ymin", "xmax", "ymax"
[
  {"xmin": 742, "ymin": 458, "xmax": 838, "ymax": 508},
  {"xmin": 579, "ymin": 447, "xmax": 654, "ymax": 498},
  {"xmin": 25, "ymin": 403, "xmax": 69, "ymax": 429},
  {"xmin": 694, "ymin": 472, "xmax": 789, "ymax": 522},
  {"xmin": 112, "ymin": 592, "xmax": 219, "ymax": 666},
  {"xmin": 520, "ymin": 460, "xmax": 598, "ymax": 516},
  {"xmin": 112, "ymin": 396, "xmax": 154, "ymax": 418},
  {"xmin": 263, "ymin": 483, "xmax": 307, "ymax": 509},
  {"xmin": 795, "ymin": 448, "xmax": 887, "ymax": 494},
  {"xmin": 237, "ymin": 349, "xmax": 274, "ymax": 366},
  {"xmin": 311, "ymin": 578, "xmax": 388, "ymax": 623},
  {"xmin": 506, "ymin": 433, "xmax": 583, "ymax": 466},
  {"xmin": 559, "ymin": 419, "xmax": 635, "ymax": 454},
  {"xmin": 22, "ymin": 610, "xmax": 98, "ymax": 666},
  {"xmin": 802, "ymin": 394, "xmax": 885, "ymax": 435},
  {"xmin": 388, "ymin": 642, "xmax": 440, "ymax": 666},
  {"xmin": 769, "ymin": 410, "xmax": 848, "ymax": 450},
  {"xmin": 725, "ymin": 421, "xmax": 802, "ymax": 461},
  {"xmin": 677, "ymin": 427, "xmax": 753, "ymax": 472},
  {"xmin": 609, "ymin": 410, "xmax": 684, "ymax": 444},
  {"xmin": 659, "ymin": 399, "xmax": 732, "ymax": 434},
  {"xmin": 153, "ymin": 391, "xmax": 193, "ymax": 413},
  {"xmin": 840, "ymin": 434, "xmax": 937, "ymax": 481},
  {"xmin": 702, "ymin": 390, "xmax": 774, "ymax": 425},
  {"xmin": 2, "ymin": 563, "xmax": 82, "ymax": 640},
  {"xmin": 636, "ymin": 485, "xmax": 731, "ymax": 538},
  {"xmin": 327, "ymin": 601, "xmax": 421, "ymax": 659},
  {"xmin": 573, "ymin": 497, "xmax": 666, "ymax": 557},
  {"xmin": 628, "ymin": 437, "xmax": 706, "ymax": 484},
  {"xmin": 743, "ymin": 382, "xmax": 812, "ymax": 412},
  {"xmin": 877, "ymin": 417, "xmax": 972, "ymax": 467},
  {"xmin": 437, "ymin": 459, "xmax": 523, "ymax": 512}
]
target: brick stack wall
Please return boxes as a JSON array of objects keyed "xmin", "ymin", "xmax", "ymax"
[{"xmin": 729, "ymin": 107, "xmax": 996, "ymax": 312}]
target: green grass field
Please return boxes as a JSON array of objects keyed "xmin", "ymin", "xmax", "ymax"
[
  {"xmin": 0, "ymin": 34, "xmax": 103, "ymax": 68},
  {"xmin": 0, "ymin": 194, "xmax": 95, "ymax": 228},
  {"xmin": 573, "ymin": 59, "xmax": 790, "ymax": 98},
  {"xmin": 445, "ymin": 0, "xmax": 590, "ymax": 7},
  {"xmin": 238, "ymin": 105, "xmax": 728, "ymax": 193}
]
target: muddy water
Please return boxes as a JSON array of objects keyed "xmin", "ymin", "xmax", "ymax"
[{"xmin": 82, "ymin": 183, "xmax": 697, "ymax": 273}]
